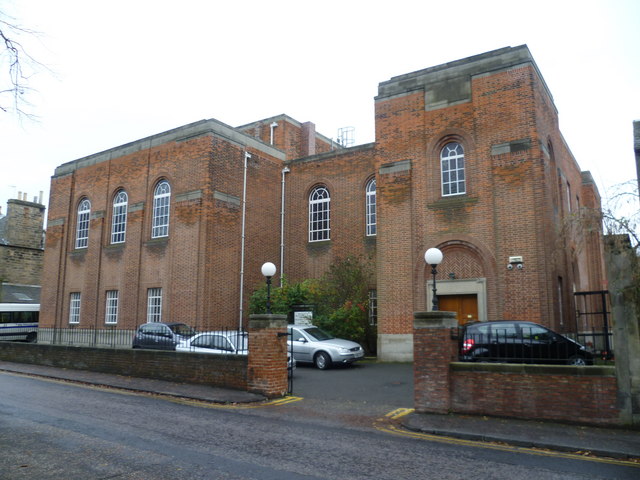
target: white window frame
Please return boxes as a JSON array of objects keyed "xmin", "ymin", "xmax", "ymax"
[
  {"xmin": 111, "ymin": 190, "xmax": 128, "ymax": 244},
  {"xmin": 69, "ymin": 292, "xmax": 81, "ymax": 324},
  {"xmin": 75, "ymin": 198, "xmax": 91, "ymax": 249},
  {"xmin": 441, "ymin": 142, "xmax": 466, "ymax": 196},
  {"xmin": 147, "ymin": 288, "xmax": 163, "ymax": 323},
  {"xmin": 152, "ymin": 181, "xmax": 171, "ymax": 238},
  {"xmin": 309, "ymin": 186, "xmax": 330, "ymax": 242},
  {"xmin": 105, "ymin": 290, "xmax": 119, "ymax": 325},
  {"xmin": 366, "ymin": 178, "xmax": 376, "ymax": 236}
]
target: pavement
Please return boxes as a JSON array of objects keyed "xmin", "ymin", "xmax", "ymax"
[{"xmin": 1, "ymin": 360, "xmax": 639, "ymax": 460}]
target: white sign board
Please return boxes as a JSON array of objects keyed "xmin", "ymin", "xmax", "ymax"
[{"xmin": 294, "ymin": 311, "xmax": 313, "ymax": 326}]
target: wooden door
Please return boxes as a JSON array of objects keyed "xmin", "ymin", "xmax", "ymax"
[{"xmin": 439, "ymin": 294, "xmax": 478, "ymax": 324}]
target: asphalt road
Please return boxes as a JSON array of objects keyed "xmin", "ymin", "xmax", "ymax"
[
  {"xmin": 1, "ymin": 365, "xmax": 638, "ymax": 479},
  {"xmin": 291, "ymin": 360, "xmax": 414, "ymax": 405}
]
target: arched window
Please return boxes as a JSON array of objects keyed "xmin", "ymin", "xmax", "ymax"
[
  {"xmin": 441, "ymin": 142, "xmax": 465, "ymax": 196},
  {"xmin": 152, "ymin": 180, "xmax": 171, "ymax": 238},
  {"xmin": 309, "ymin": 186, "xmax": 330, "ymax": 242},
  {"xmin": 111, "ymin": 190, "xmax": 128, "ymax": 244},
  {"xmin": 366, "ymin": 178, "xmax": 376, "ymax": 236},
  {"xmin": 75, "ymin": 198, "xmax": 91, "ymax": 249}
]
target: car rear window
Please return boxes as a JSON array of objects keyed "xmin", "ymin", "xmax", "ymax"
[{"xmin": 170, "ymin": 323, "xmax": 196, "ymax": 336}]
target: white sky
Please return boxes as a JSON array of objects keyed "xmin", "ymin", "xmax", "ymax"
[{"xmin": 1, "ymin": 0, "xmax": 639, "ymax": 217}]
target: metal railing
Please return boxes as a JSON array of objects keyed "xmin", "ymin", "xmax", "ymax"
[{"xmin": 458, "ymin": 324, "xmax": 599, "ymax": 365}]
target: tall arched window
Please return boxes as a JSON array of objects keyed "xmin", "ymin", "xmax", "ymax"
[
  {"xmin": 366, "ymin": 178, "xmax": 376, "ymax": 236},
  {"xmin": 441, "ymin": 142, "xmax": 466, "ymax": 196},
  {"xmin": 111, "ymin": 190, "xmax": 128, "ymax": 244},
  {"xmin": 75, "ymin": 198, "xmax": 91, "ymax": 249},
  {"xmin": 309, "ymin": 186, "xmax": 330, "ymax": 242},
  {"xmin": 152, "ymin": 180, "xmax": 171, "ymax": 238}
]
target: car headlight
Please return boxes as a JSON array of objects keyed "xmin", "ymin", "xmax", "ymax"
[{"xmin": 338, "ymin": 347, "xmax": 350, "ymax": 354}]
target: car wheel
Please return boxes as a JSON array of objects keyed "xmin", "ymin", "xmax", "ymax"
[
  {"xmin": 314, "ymin": 352, "xmax": 331, "ymax": 370},
  {"xmin": 567, "ymin": 355, "xmax": 587, "ymax": 366},
  {"xmin": 25, "ymin": 332, "xmax": 37, "ymax": 343}
]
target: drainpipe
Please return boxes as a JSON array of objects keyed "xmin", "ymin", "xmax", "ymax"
[
  {"xmin": 270, "ymin": 122, "xmax": 278, "ymax": 145},
  {"xmin": 280, "ymin": 166, "xmax": 290, "ymax": 287},
  {"xmin": 239, "ymin": 151, "xmax": 251, "ymax": 331}
]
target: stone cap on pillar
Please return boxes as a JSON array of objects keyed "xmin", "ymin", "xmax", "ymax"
[
  {"xmin": 414, "ymin": 311, "xmax": 457, "ymax": 329},
  {"xmin": 248, "ymin": 314, "xmax": 288, "ymax": 329}
]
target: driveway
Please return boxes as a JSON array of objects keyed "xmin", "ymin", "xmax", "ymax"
[{"xmin": 291, "ymin": 361, "xmax": 414, "ymax": 406}]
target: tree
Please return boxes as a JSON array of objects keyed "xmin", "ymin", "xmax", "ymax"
[
  {"xmin": 602, "ymin": 180, "xmax": 640, "ymax": 317},
  {"xmin": 601, "ymin": 180, "xmax": 639, "ymax": 247},
  {"xmin": 248, "ymin": 255, "xmax": 377, "ymax": 354},
  {"xmin": 0, "ymin": 10, "xmax": 42, "ymax": 118}
]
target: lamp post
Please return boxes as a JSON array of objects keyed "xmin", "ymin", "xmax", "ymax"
[
  {"xmin": 424, "ymin": 248, "xmax": 443, "ymax": 311},
  {"xmin": 261, "ymin": 262, "xmax": 277, "ymax": 314}
]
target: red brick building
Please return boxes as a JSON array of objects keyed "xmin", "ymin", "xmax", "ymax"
[{"xmin": 40, "ymin": 45, "xmax": 606, "ymax": 360}]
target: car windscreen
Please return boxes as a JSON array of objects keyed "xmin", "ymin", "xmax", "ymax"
[
  {"xmin": 170, "ymin": 323, "xmax": 196, "ymax": 336},
  {"xmin": 303, "ymin": 327, "xmax": 334, "ymax": 341}
]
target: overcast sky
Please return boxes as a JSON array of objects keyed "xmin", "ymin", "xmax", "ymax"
[{"xmin": 1, "ymin": 0, "xmax": 638, "ymax": 217}]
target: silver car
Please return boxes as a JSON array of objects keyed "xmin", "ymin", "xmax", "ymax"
[
  {"xmin": 177, "ymin": 331, "xmax": 296, "ymax": 372},
  {"xmin": 288, "ymin": 325, "xmax": 364, "ymax": 369},
  {"xmin": 176, "ymin": 331, "xmax": 248, "ymax": 355}
]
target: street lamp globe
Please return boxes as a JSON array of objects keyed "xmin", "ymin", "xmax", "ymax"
[
  {"xmin": 261, "ymin": 262, "xmax": 277, "ymax": 314},
  {"xmin": 261, "ymin": 262, "xmax": 277, "ymax": 278},
  {"xmin": 424, "ymin": 248, "xmax": 443, "ymax": 311},
  {"xmin": 424, "ymin": 248, "xmax": 443, "ymax": 266}
]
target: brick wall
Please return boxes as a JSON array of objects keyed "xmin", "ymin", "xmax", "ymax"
[
  {"xmin": 0, "ymin": 319, "xmax": 290, "ymax": 397},
  {"xmin": 413, "ymin": 312, "xmax": 623, "ymax": 426},
  {"xmin": 372, "ymin": 46, "xmax": 605, "ymax": 360},
  {"xmin": 41, "ymin": 122, "xmax": 285, "ymax": 332},
  {"xmin": 283, "ymin": 144, "xmax": 378, "ymax": 283},
  {"xmin": 0, "ymin": 342, "xmax": 248, "ymax": 391},
  {"xmin": 247, "ymin": 314, "xmax": 289, "ymax": 398},
  {"xmin": 39, "ymin": 47, "xmax": 607, "ymax": 363},
  {"xmin": 450, "ymin": 363, "xmax": 620, "ymax": 425}
]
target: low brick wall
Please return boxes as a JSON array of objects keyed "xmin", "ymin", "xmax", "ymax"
[
  {"xmin": 413, "ymin": 312, "xmax": 624, "ymax": 426},
  {"xmin": 0, "ymin": 342, "xmax": 248, "ymax": 391},
  {"xmin": 450, "ymin": 363, "xmax": 620, "ymax": 426}
]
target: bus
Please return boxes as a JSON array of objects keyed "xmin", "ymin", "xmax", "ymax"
[{"xmin": 0, "ymin": 303, "xmax": 39, "ymax": 342}]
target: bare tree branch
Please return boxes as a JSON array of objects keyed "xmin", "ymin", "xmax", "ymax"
[{"xmin": 0, "ymin": 12, "xmax": 44, "ymax": 119}]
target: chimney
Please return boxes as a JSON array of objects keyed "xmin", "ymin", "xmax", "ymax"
[{"xmin": 301, "ymin": 122, "xmax": 316, "ymax": 157}]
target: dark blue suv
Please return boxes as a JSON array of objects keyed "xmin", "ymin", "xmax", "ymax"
[
  {"xmin": 459, "ymin": 321, "xmax": 593, "ymax": 366},
  {"xmin": 132, "ymin": 322, "xmax": 196, "ymax": 350}
]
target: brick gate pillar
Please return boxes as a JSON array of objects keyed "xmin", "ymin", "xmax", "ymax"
[
  {"xmin": 248, "ymin": 314, "xmax": 288, "ymax": 398},
  {"xmin": 413, "ymin": 311, "xmax": 458, "ymax": 413}
]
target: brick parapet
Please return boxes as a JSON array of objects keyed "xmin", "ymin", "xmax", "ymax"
[
  {"xmin": 413, "ymin": 311, "xmax": 458, "ymax": 413},
  {"xmin": 247, "ymin": 314, "xmax": 288, "ymax": 398}
]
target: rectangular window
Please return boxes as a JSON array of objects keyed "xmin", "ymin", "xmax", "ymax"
[
  {"xmin": 147, "ymin": 288, "xmax": 162, "ymax": 323},
  {"xmin": 368, "ymin": 290, "xmax": 378, "ymax": 326},
  {"xmin": 69, "ymin": 292, "xmax": 81, "ymax": 324},
  {"xmin": 105, "ymin": 290, "xmax": 119, "ymax": 324}
]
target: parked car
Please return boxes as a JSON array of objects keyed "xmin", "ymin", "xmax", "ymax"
[
  {"xmin": 287, "ymin": 325, "xmax": 364, "ymax": 369},
  {"xmin": 176, "ymin": 330, "xmax": 248, "ymax": 355},
  {"xmin": 177, "ymin": 331, "xmax": 296, "ymax": 372},
  {"xmin": 459, "ymin": 320, "xmax": 594, "ymax": 365},
  {"xmin": 132, "ymin": 322, "xmax": 197, "ymax": 350}
]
